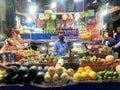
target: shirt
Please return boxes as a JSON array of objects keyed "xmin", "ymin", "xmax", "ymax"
[
  {"xmin": 115, "ymin": 33, "xmax": 120, "ymax": 43},
  {"xmin": 103, "ymin": 37, "xmax": 116, "ymax": 47},
  {"xmin": 53, "ymin": 39, "xmax": 68, "ymax": 56}
]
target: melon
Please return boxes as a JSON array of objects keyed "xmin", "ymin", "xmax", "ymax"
[
  {"xmin": 105, "ymin": 55, "xmax": 115, "ymax": 62},
  {"xmin": 116, "ymin": 65, "xmax": 120, "ymax": 73}
]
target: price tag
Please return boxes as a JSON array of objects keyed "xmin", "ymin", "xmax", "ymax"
[{"xmin": 57, "ymin": 58, "xmax": 64, "ymax": 65}]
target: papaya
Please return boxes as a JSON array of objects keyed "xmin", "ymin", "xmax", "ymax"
[{"xmin": 79, "ymin": 32, "xmax": 91, "ymax": 39}]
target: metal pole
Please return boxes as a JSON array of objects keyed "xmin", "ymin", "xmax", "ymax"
[
  {"xmin": 0, "ymin": 0, "xmax": 3, "ymax": 33},
  {"xmin": 83, "ymin": 0, "xmax": 84, "ymax": 13}
]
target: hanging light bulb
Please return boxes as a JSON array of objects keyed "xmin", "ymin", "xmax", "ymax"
[{"xmin": 28, "ymin": 0, "xmax": 31, "ymax": 2}]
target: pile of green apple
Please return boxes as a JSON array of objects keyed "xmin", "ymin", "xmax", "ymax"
[
  {"xmin": 82, "ymin": 56, "xmax": 104, "ymax": 62},
  {"xmin": 99, "ymin": 46, "xmax": 112, "ymax": 54},
  {"xmin": 97, "ymin": 71, "xmax": 120, "ymax": 80},
  {"xmin": 72, "ymin": 47, "xmax": 87, "ymax": 54}
]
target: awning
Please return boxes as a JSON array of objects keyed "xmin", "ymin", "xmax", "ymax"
[{"xmin": 108, "ymin": 6, "xmax": 120, "ymax": 14}]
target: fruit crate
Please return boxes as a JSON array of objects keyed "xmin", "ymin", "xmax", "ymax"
[
  {"xmin": 15, "ymin": 54, "xmax": 24, "ymax": 62},
  {"xmin": 110, "ymin": 61, "xmax": 120, "ymax": 71},
  {"xmin": 86, "ymin": 44, "xmax": 102, "ymax": 52},
  {"xmin": 79, "ymin": 38, "xmax": 91, "ymax": 43},
  {"xmin": 19, "ymin": 60, "xmax": 57, "ymax": 67},
  {"xmin": 73, "ymin": 51, "xmax": 87, "ymax": 58},
  {"xmin": 92, "ymin": 53, "xmax": 110, "ymax": 58},
  {"xmin": 80, "ymin": 61, "xmax": 112, "ymax": 71},
  {"xmin": 32, "ymin": 62, "xmax": 57, "ymax": 67},
  {"xmin": 6, "ymin": 46, "xmax": 25, "ymax": 51}
]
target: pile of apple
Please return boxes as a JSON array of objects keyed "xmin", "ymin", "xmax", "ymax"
[{"xmin": 44, "ymin": 64, "xmax": 75, "ymax": 83}]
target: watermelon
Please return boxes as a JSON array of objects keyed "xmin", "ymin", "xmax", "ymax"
[
  {"xmin": 43, "ymin": 66, "xmax": 49, "ymax": 72},
  {"xmin": 23, "ymin": 62, "xmax": 32, "ymax": 68},
  {"xmin": 28, "ymin": 66, "xmax": 38, "ymax": 80},
  {"xmin": 29, "ymin": 66, "xmax": 38, "ymax": 74},
  {"xmin": 35, "ymin": 71, "xmax": 45, "ymax": 84},
  {"xmin": 18, "ymin": 66, "xmax": 28, "ymax": 76},
  {"xmin": 22, "ymin": 74, "xmax": 31, "ymax": 84},
  {"xmin": 38, "ymin": 66, "xmax": 43, "ymax": 71}
]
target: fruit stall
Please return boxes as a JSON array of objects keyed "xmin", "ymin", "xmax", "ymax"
[{"xmin": 0, "ymin": 41, "xmax": 120, "ymax": 90}]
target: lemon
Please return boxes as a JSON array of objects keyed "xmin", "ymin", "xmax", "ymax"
[
  {"xmin": 78, "ymin": 67, "xmax": 84, "ymax": 70},
  {"xmin": 88, "ymin": 71, "xmax": 97, "ymax": 80},
  {"xmin": 84, "ymin": 66, "xmax": 92, "ymax": 71},
  {"xmin": 80, "ymin": 72, "xmax": 88, "ymax": 79},
  {"xmin": 73, "ymin": 73, "xmax": 82, "ymax": 81},
  {"xmin": 77, "ymin": 69, "xmax": 84, "ymax": 74},
  {"xmin": 85, "ymin": 69, "xmax": 92, "ymax": 73},
  {"xmin": 1, "ymin": 71, "xmax": 6, "ymax": 74}
]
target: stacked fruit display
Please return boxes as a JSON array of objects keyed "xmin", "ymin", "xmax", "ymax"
[
  {"xmin": 81, "ymin": 56, "xmax": 104, "ymax": 62},
  {"xmin": 19, "ymin": 53, "xmax": 58, "ymax": 66},
  {"xmin": 73, "ymin": 66, "xmax": 97, "ymax": 81},
  {"xmin": 44, "ymin": 64, "xmax": 75, "ymax": 83},
  {"xmin": 1, "ymin": 61, "xmax": 120, "ymax": 85},
  {"xmin": 15, "ymin": 49, "xmax": 39, "ymax": 61},
  {"xmin": 2, "ymin": 62, "xmax": 49, "ymax": 84},
  {"xmin": 97, "ymin": 71, "xmax": 120, "ymax": 80},
  {"xmin": 16, "ymin": 49, "xmax": 38, "ymax": 56}
]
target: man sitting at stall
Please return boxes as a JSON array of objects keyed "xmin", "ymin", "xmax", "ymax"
[{"xmin": 53, "ymin": 31, "xmax": 68, "ymax": 56}]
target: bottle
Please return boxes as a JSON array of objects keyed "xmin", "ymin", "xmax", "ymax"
[
  {"xmin": 2, "ymin": 53, "xmax": 6, "ymax": 63},
  {"xmin": 10, "ymin": 52, "xmax": 15, "ymax": 63}
]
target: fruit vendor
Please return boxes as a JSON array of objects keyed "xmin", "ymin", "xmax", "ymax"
[
  {"xmin": 53, "ymin": 31, "xmax": 68, "ymax": 56},
  {"xmin": 0, "ymin": 29, "xmax": 27, "ymax": 53}
]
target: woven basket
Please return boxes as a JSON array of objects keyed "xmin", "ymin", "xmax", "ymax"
[{"xmin": 80, "ymin": 62, "xmax": 112, "ymax": 71}]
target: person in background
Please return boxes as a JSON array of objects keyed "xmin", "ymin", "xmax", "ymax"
[
  {"xmin": 103, "ymin": 31, "xmax": 116, "ymax": 47},
  {"xmin": 7, "ymin": 28, "xmax": 21, "ymax": 40},
  {"xmin": 115, "ymin": 26, "xmax": 120, "ymax": 43},
  {"xmin": 0, "ymin": 29, "xmax": 22, "ymax": 53},
  {"xmin": 102, "ymin": 31, "xmax": 108, "ymax": 43},
  {"xmin": 53, "ymin": 31, "xmax": 68, "ymax": 56},
  {"xmin": 112, "ymin": 26, "xmax": 120, "ymax": 58},
  {"xmin": 113, "ymin": 30, "xmax": 117, "ymax": 38}
]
